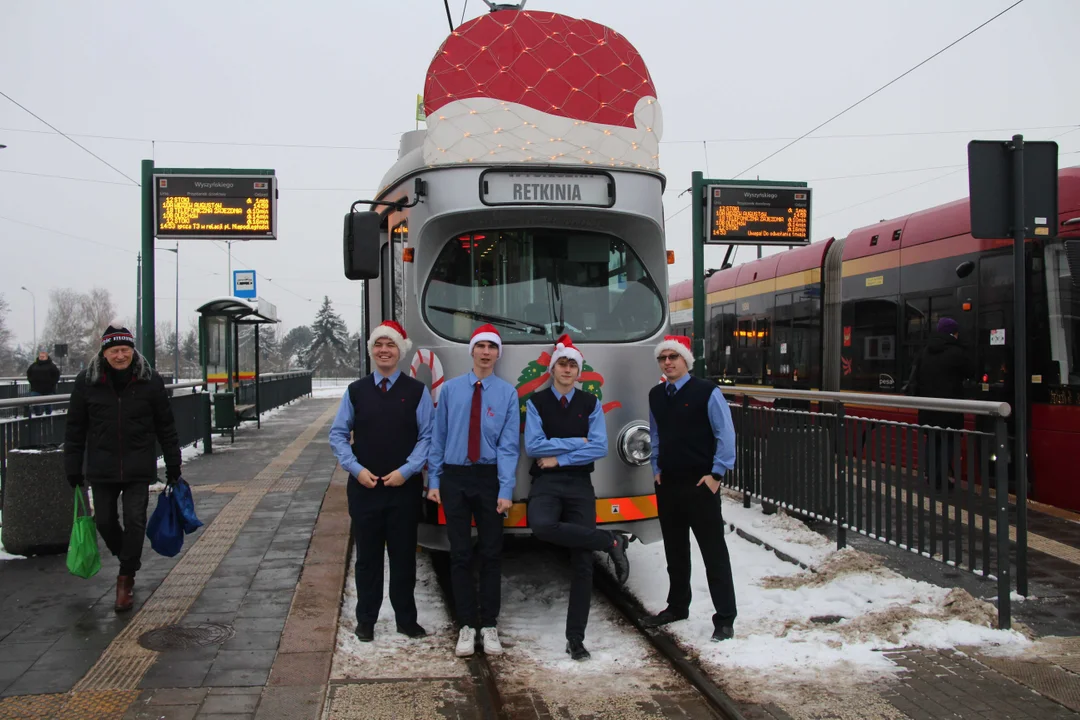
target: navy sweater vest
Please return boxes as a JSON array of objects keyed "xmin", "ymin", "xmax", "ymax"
[
  {"xmin": 348, "ymin": 374, "xmax": 424, "ymax": 478},
  {"xmin": 648, "ymin": 376, "xmax": 716, "ymax": 481},
  {"xmin": 529, "ymin": 389, "xmax": 597, "ymax": 477}
]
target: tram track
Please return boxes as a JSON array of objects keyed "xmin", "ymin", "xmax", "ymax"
[{"xmin": 429, "ymin": 541, "xmax": 746, "ymax": 720}]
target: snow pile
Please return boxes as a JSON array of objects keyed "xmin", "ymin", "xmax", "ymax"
[
  {"xmin": 0, "ymin": 544, "xmax": 26, "ymax": 561},
  {"xmin": 622, "ymin": 495, "xmax": 1031, "ymax": 703},
  {"xmin": 332, "ymin": 550, "xmax": 465, "ymax": 680}
]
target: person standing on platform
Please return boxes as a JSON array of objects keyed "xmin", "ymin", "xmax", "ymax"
[
  {"xmin": 427, "ymin": 324, "xmax": 519, "ymax": 658},
  {"xmin": 64, "ymin": 326, "xmax": 182, "ymax": 612},
  {"xmin": 643, "ymin": 335, "xmax": 738, "ymax": 642},
  {"xmin": 524, "ymin": 335, "xmax": 630, "ymax": 661},
  {"xmin": 329, "ymin": 320, "xmax": 433, "ymax": 643},
  {"xmin": 26, "ymin": 350, "xmax": 60, "ymax": 416}
]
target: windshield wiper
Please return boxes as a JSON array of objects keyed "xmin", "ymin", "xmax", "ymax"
[
  {"xmin": 549, "ymin": 263, "xmax": 565, "ymax": 335},
  {"xmin": 428, "ymin": 305, "xmax": 546, "ymax": 334}
]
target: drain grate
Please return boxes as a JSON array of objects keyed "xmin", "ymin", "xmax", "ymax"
[
  {"xmin": 137, "ymin": 623, "xmax": 235, "ymax": 651},
  {"xmin": 810, "ymin": 615, "xmax": 845, "ymax": 625}
]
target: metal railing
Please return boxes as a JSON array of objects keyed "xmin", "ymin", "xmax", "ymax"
[{"xmin": 720, "ymin": 385, "xmax": 1021, "ymax": 629}]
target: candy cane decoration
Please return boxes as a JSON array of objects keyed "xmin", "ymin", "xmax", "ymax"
[{"xmin": 410, "ymin": 349, "xmax": 446, "ymax": 406}]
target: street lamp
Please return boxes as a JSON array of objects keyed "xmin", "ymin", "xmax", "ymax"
[
  {"xmin": 20, "ymin": 286, "xmax": 35, "ymax": 353},
  {"xmin": 156, "ymin": 244, "xmax": 180, "ymax": 381}
]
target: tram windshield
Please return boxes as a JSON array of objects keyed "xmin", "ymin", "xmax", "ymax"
[
  {"xmin": 1045, "ymin": 241, "xmax": 1080, "ymax": 387},
  {"xmin": 423, "ymin": 229, "xmax": 664, "ymax": 343}
]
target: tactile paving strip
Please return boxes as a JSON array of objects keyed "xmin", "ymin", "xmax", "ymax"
[
  {"xmin": 0, "ymin": 690, "xmax": 138, "ymax": 720},
  {"xmin": 72, "ymin": 405, "xmax": 338, "ymax": 692},
  {"xmin": 270, "ymin": 476, "xmax": 305, "ymax": 494},
  {"xmin": 978, "ymin": 653, "xmax": 1080, "ymax": 713}
]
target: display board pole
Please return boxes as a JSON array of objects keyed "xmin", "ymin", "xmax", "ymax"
[{"xmin": 141, "ymin": 159, "xmax": 156, "ymax": 366}]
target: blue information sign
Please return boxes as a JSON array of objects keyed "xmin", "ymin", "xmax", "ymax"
[{"xmin": 233, "ymin": 270, "xmax": 257, "ymax": 299}]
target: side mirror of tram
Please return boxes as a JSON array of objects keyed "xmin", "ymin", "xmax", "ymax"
[
  {"xmin": 343, "ymin": 211, "xmax": 381, "ymax": 280},
  {"xmin": 955, "ymin": 260, "xmax": 975, "ymax": 279}
]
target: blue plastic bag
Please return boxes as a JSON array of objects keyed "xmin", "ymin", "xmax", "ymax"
[
  {"xmin": 172, "ymin": 478, "xmax": 203, "ymax": 535},
  {"xmin": 146, "ymin": 486, "xmax": 184, "ymax": 557}
]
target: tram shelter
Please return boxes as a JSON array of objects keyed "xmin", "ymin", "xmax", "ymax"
[{"xmin": 196, "ymin": 297, "xmax": 279, "ymax": 437}]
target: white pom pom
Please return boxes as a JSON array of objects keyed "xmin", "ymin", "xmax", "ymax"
[{"xmin": 556, "ymin": 343, "xmax": 566, "ymax": 351}]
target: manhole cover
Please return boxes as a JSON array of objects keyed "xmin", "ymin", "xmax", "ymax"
[
  {"xmin": 138, "ymin": 623, "xmax": 235, "ymax": 651},
  {"xmin": 809, "ymin": 615, "xmax": 846, "ymax": 625}
]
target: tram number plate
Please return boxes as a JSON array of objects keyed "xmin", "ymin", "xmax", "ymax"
[
  {"xmin": 1048, "ymin": 387, "xmax": 1079, "ymax": 406},
  {"xmin": 480, "ymin": 170, "xmax": 614, "ymax": 207}
]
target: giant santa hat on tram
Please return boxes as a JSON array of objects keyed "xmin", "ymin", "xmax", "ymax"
[{"xmin": 422, "ymin": 6, "xmax": 663, "ymax": 169}]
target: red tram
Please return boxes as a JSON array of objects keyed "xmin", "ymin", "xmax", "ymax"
[{"xmin": 669, "ymin": 167, "xmax": 1080, "ymax": 511}]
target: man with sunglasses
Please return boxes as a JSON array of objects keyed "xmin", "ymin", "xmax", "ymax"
[{"xmin": 644, "ymin": 335, "xmax": 737, "ymax": 642}]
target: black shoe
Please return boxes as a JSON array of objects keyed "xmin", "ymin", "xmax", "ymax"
[
  {"xmin": 641, "ymin": 609, "xmax": 688, "ymax": 628},
  {"xmin": 711, "ymin": 625, "xmax": 734, "ymax": 642},
  {"xmin": 607, "ymin": 533, "xmax": 630, "ymax": 585},
  {"xmin": 354, "ymin": 622, "xmax": 374, "ymax": 642},
  {"xmin": 565, "ymin": 638, "xmax": 591, "ymax": 661},
  {"xmin": 397, "ymin": 622, "xmax": 428, "ymax": 639}
]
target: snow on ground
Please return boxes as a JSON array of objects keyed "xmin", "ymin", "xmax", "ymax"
[
  {"xmin": 621, "ymin": 494, "xmax": 1032, "ymax": 705},
  {"xmin": 332, "ymin": 550, "xmax": 465, "ymax": 680},
  {"xmin": 0, "ymin": 545, "xmax": 25, "ymax": 561},
  {"xmin": 312, "ymin": 379, "xmax": 351, "ymax": 400}
]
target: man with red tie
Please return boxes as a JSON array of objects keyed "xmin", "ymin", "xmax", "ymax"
[{"xmin": 427, "ymin": 324, "xmax": 520, "ymax": 658}]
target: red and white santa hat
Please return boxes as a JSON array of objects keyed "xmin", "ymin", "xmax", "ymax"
[
  {"xmin": 469, "ymin": 323, "xmax": 503, "ymax": 357},
  {"xmin": 367, "ymin": 320, "xmax": 412, "ymax": 357},
  {"xmin": 549, "ymin": 334, "xmax": 583, "ymax": 368},
  {"xmin": 655, "ymin": 335, "xmax": 693, "ymax": 367}
]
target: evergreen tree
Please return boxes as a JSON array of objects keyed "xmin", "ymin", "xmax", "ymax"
[
  {"xmin": 181, "ymin": 327, "xmax": 199, "ymax": 375},
  {"xmin": 280, "ymin": 325, "xmax": 315, "ymax": 369},
  {"xmin": 304, "ymin": 297, "xmax": 351, "ymax": 372},
  {"xmin": 0, "ymin": 294, "xmax": 13, "ymax": 374}
]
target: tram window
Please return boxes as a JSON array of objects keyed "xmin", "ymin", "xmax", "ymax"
[
  {"xmin": 422, "ymin": 229, "xmax": 663, "ymax": 343},
  {"xmin": 1044, "ymin": 243, "xmax": 1080, "ymax": 387},
  {"xmin": 392, "ymin": 222, "xmax": 407, "ymax": 323},
  {"xmin": 380, "ymin": 243, "xmax": 392, "ymax": 321}
]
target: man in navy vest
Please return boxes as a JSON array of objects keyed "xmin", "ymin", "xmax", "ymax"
[
  {"xmin": 329, "ymin": 320, "xmax": 433, "ymax": 643},
  {"xmin": 428, "ymin": 324, "xmax": 519, "ymax": 658},
  {"xmin": 643, "ymin": 335, "xmax": 738, "ymax": 642},
  {"xmin": 524, "ymin": 335, "xmax": 630, "ymax": 661}
]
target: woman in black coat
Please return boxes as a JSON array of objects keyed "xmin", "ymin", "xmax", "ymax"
[{"xmin": 64, "ymin": 326, "xmax": 182, "ymax": 611}]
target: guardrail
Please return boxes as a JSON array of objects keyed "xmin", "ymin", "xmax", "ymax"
[{"xmin": 719, "ymin": 385, "xmax": 1021, "ymax": 629}]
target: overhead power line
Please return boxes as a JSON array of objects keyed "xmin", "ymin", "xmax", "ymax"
[
  {"xmin": 0, "ymin": 90, "xmax": 140, "ymax": 185},
  {"xmin": 0, "ymin": 126, "xmax": 397, "ymax": 152},
  {"xmin": 660, "ymin": 124, "xmax": 1078, "ymax": 145},
  {"xmin": 732, "ymin": 0, "xmax": 1028, "ymax": 179},
  {"xmin": 0, "ymin": 213, "xmax": 137, "ymax": 254}
]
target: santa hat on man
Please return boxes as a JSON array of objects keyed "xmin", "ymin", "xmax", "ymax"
[
  {"xmin": 549, "ymin": 334, "xmax": 584, "ymax": 368},
  {"xmin": 469, "ymin": 324, "xmax": 503, "ymax": 357},
  {"xmin": 366, "ymin": 320, "xmax": 412, "ymax": 357},
  {"xmin": 655, "ymin": 335, "xmax": 694, "ymax": 367}
]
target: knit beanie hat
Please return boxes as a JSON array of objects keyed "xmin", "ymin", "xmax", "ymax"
[{"xmin": 101, "ymin": 325, "xmax": 135, "ymax": 351}]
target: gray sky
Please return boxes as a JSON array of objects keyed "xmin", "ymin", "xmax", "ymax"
[{"xmin": 2, "ymin": 0, "xmax": 1078, "ymax": 348}]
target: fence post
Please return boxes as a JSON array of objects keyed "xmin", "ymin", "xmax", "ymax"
[
  {"xmin": 201, "ymin": 392, "xmax": 214, "ymax": 455},
  {"xmin": 835, "ymin": 402, "xmax": 847, "ymax": 550},
  {"xmin": 994, "ymin": 417, "xmax": 1011, "ymax": 630},
  {"xmin": 742, "ymin": 395, "xmax": 751, "ymax": 509}
]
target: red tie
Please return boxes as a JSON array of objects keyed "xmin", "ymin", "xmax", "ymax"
[
  {"xmin": 560, "ymin": 396, "xmax": 568, "ymax": 409},
  {"xmin": 380, "ymin": 378, "xmax": 389, "ymax": 393},
  {"xmin": 468, "ymin": 381, "xmax": 482, "ymax": 463}
]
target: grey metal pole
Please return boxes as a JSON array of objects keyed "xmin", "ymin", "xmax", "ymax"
[
  {"xmin": 175, "ymin": 242, "xmax": 180, "ymax": 382},
  {"xmin": 136, "ymin": 252, "xmax": 142, "ymax": 348},
  {"xmin": 1009, "ymin": 134, "xmax": 1029, "ymax": 597},
  {"xmin": 995, "ymin": 417, "xmax": 1011, "ymax": 629}
]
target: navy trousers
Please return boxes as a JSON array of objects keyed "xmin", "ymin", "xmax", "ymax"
[
  {"xmin": 441, "ymin": 465, "xmax": 503, "ymax": 629},
  {"xmin": 347, "ymin": 474, "xmax": 422, "ymax": 627},
  {"xmin": 91, "ymin": 481, "xmax": 150, "ymax": 576},
  {"xmin": 528, "ymin": 472, "xmax": 613, "ymax": 642}
]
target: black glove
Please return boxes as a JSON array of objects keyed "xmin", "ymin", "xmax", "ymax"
[
  {"xmin": 67, "ymin": 474, "xmax": 84, "ymax": 489},
  {"xmin": 165, "ymin": 466, "xmax": 182, "ymax": 486}
]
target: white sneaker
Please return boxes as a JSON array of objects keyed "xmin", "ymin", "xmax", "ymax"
[
  {"xmin": 455, "ymin": 626, "xmax": 476, "ymax": 657},
  {"xmin": 481, "ymin": 626, "xmax": 503, "ymax": 655}
]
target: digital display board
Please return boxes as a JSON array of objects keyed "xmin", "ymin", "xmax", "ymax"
[
  {"xmin": 155, "ymin": 174, "xmax": 277, "ymax": 240},
  {"xmin": 707, "ymin": 184, "xmax": 811, "ymax": 245}
]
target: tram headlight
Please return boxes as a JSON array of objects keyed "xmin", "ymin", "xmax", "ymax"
[{"xmin": 617, "ymin": 422, "xmax": 652, "ymax": 466}]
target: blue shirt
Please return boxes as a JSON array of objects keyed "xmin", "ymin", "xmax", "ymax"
[
  {"xmin": 524, "ymin": 387, "xmax": 608, "ymax": 467},
  {"xmin": 649, "ymin": 374, "xmax": 736, "ymax": 477},
  {"xmin": 428, "ymin": 371, "xmax": 520, "ymax": 500},
  {"xmin": 328, "ymin": 371, "xmax": 434, "ymax": 479}
]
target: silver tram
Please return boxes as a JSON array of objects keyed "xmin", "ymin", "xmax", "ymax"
[
  {"xmin": 341, "ymin": 3, "xmax": 672, "ymax": 548},
  {"xmin": 342, "ymin": 133, "xmax": 670, "ymax": 548}
]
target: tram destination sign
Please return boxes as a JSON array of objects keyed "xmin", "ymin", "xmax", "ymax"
[
  {"xmin": 155, "ymin": 174, "xmax": 277, "ymax": 240},
  {"xmin": 707, "ymin": 184, "xmax": 811, "ymax": 245},
  {"xmin": 480, "ymin": 170, "xmax": 614, "ymax": 207}
]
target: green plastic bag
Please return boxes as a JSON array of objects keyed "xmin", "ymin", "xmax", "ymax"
[{"xmin": 67, "ymin": 490, "xmax": 101, "ymax": 579}]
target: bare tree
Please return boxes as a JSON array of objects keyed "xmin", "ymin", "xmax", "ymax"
[
  {"xmin": 0, "ymin": 293, "xmax": 14, "ymax": 374},
  {"xmin": 43, "ymin": 289, "xmax": 88, "ymax": 364},
  {"xmin": 80, "ymin": 287, "xmax": 117, "ymax": 352}
]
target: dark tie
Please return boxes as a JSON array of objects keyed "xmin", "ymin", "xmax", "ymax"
[
  {"xmin": 560, "ymin": 396, "xmax": 568, "ymax": 409},
  {"xmin": 666, "ymin": 383, "xmax": 676, "ymax": 399},
  {"xmin": 380, "ymin": 378, "xmax": 389, "ymax": 393},
  {"xmin": 468, "ymin": 381, "xmax": 482, "ymax": 463}
]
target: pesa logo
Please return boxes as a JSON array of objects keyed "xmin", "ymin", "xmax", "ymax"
[{"xmin": 879, "ymin": 374, "xmax": 895, "ymax": 388}]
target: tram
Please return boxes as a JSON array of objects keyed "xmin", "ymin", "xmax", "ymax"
[
  {"xmin": 342, "ymin": 7, "xmax": 669, "ymax": 548},
  {"xmin": 670, "ymin": 167, "xmax": 1080, "ymax": 512}
]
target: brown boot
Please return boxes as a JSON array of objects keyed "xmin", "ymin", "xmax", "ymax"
[{"xmin": 115, "ymin": 575, "xmax": 134, "ymax": 612}]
